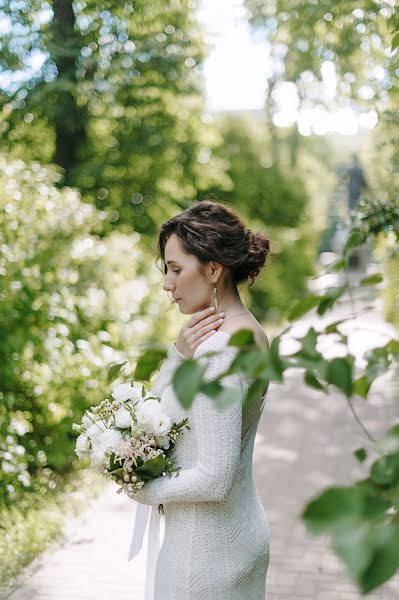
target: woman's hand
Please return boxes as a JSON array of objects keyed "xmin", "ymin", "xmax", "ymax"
[{"xmin": 175, "ymin": 306, "xmax": 225, "ymax": 358}]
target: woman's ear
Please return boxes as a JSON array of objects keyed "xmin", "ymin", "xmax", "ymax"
[{"xmin": 209, "ymin": 261, "xmax": 223, "ymax": 282}]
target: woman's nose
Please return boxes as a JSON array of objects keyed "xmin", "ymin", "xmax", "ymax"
[{"xmin": 163, "ymin": 279, "xmax": 174, "ymax": 292}]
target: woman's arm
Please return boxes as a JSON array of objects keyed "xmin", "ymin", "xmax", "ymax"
[
  {"xmin": 133, "ymin": 341, "xmax": 242, "ymax": 505},
  {"xmin": 150, "ymin": 342, "xmax": 186, "ymax": 398}
]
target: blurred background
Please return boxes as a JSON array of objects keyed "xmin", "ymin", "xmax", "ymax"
[{"xmin": 0, "ymin": 0, "xmax": 398, "ymax": 595}]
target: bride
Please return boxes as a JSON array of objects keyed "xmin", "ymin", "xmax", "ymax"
[{"xmin": 131, "ymin": 200, "xmax": 271, "ymax": 600}]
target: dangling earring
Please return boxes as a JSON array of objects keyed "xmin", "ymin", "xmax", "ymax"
[{"xmin": 213, "ymin": 285, "xmax": 218, "ymax": 309}]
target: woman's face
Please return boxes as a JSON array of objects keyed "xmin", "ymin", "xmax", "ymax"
[{"xmin": 162, "ymin": 233, "xmax": 214, "ymax": 314}]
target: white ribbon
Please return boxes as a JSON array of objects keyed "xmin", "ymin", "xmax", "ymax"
[{"xmin": 128, "ymin": 503, "xmax": 163, "ymax": 600}]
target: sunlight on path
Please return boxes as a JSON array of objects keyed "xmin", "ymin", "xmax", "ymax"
[{"xmin": 7, "ymin": 484, "xmax": 145, "ymax": 600}]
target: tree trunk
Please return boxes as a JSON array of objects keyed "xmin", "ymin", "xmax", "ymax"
[{"xmin": 52, "ymin": 0, "xmax": 86, "ymax": 183}]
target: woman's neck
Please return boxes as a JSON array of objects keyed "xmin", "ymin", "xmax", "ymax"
[{"xmin": 215, "ymin": 289, "xmax": 247, "ymax": 319}]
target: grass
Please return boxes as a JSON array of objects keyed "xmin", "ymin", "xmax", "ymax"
[{"xmin": 0, "ymin": 468, "xmax": 106, "ymax": 596}]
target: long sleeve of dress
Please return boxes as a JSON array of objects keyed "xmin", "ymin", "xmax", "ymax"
[
  {"xmin": 134, "ymin": 340, "xmax": 242, "ymax": 506},
  {"xmin": 150, "ymin": 342, "xmax": 186, "ymax": 398}
]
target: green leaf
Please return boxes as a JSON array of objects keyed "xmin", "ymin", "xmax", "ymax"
[
  {"xmin": 317, "ymin": 285, "xmax": 348, "ymax": 316},
  {"xmin": 327, "ymin": 258, "xmax": 348, "ymax": 272},
  {"xmin": 360, "ymin": 522, "xmax": 399, "ymax": 594},
  {"xmin": 331, "ymin": 518, "xmax": 374, "ymax": 582},
  {"xmin": 287, "ymin": 294, "xmax": 323, "ymax": 321},
  {"xmin": 302, "ymin": 486, "xmax": 364, "ymax": 535},
  {"xmin": 385, "ymin": 338, "xmax": 399, "ymax": 359},
  {"xmin": 257, "ymin": 338, "xmax": 285, "ymax": 383},
  {"xmin": 370, "ymin": 454, "xmax": 399, "ymax": 486},
  {"xmin": 109, "ymin": 467, "xmax": 124, "ymax": 477},
  {"xmin": 359, "ymin": 273, "xmax": 383, "ymax": 286},
  {"xmin": 343, "ymin": 230, "xmax": 366, "ymax": 258},
  {"xmin": 304, "ymin": 370, "xmax": 326, "ymax": 391},
  {"xmin": 107, "ymin": 361, "xmax": 127, "ymax": 383},
  {"xmin": 109, "ymin": 452, "xmax": 122, "ymax": 471},
  {"xmin": 354, "ymin": 447, "xmax": 367, "ymax": 463},
  {"xmin": 297, "ymin": 327, "xmax": 322, "ymax": 360},
  {"xmin": 199, "ymin": 380, "xmax": 223, "ymax": 398},
  {"xmin": 375, "ymin": 424, "xmax": 399, "ymax": 453},
  {"xmin": 392, "ymin": 31, "xmax": 399, "ymax": 51},
  {"xmin": 365, "ymin": 346, "xmax": 392, "ymax": 380},
  {"xmin": 269, "ymin": 337, "xmax": 285, "ymax": 378},
  {"xmin": 134, "ymin": 348, "xmax": 167, "ymax": 381},
  {"xmin": 135, "ymin": 454, "xmax": 166, "ymax": 478},
  {"xmin": 172, "ymin": 360, "xmax": 206, "ymax": 409},
  {"xmin": 213, "ymin": 385, "xmax": 242, "ymax": 409},
  {"xmin": 325, "ymin": 319, "xmax": 348, "ymax": 334},
  {"xmin": 354, "ymin": 375, "xmax": 372, "ymax": 399},
  {"xmin": 231, "ymin": 348, "xmax": 265, "ymax": 379},
  {"xmin": 243, "ymin": 379, "xmax": 268, "ymax": 413},
  {"xmin": 228, "ymin": 328, "xmax": 256, "ymax": 347},
  {"xmin": 327, "ymin": 357, "xmax": 353, "ymax": 397}
]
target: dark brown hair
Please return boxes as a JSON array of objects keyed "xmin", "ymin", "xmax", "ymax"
[{"xmin": 156, "ymin": 199, "xmax": 270, "ymax": 287}]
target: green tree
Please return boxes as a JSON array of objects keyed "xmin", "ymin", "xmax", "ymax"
[
  {"xmin": 0, "ymin": 156, "xmax": 180, "ymax": 505},
  {"xmin": 0, "ymin": 0, "xmax": 227, "ymax": 233},
  {"xmin": 201, "ymin": 114, "xmax": 317, "ymax": 322}
]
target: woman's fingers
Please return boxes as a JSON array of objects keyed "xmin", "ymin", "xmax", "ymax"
[
  {"xmin": 187, "ymin": 306, "xmax": 216, "ymax": 326},
  {"xmin": 176, "ymin": 307, "xmax": 224, "ymax": 358},
  {"xmin": 191, "ymin": 312, "xmax": 224, "ymax": 336},
  {"xmin": 193, "ymin": 316, "xmax": 224, "ymax": 340}
]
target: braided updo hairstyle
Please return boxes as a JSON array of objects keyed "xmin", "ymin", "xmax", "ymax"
[{"xmin": 157, "ymin": 200, "xmax": 270, "ymax": 287}]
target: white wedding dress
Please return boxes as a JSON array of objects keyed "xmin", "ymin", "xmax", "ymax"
[{"xmin": 131, "ymin": 330, "xmax": 270, "ymax": 600}]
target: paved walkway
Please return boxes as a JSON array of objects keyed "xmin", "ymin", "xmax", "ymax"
[{"xmin": 4, "ymin": 282, "xmax": 399, "ymax": 599}]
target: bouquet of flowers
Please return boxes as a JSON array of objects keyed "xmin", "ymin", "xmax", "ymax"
[{"xmin": 73, "ymin": 380, "xmax": 189, "ymax": 499}]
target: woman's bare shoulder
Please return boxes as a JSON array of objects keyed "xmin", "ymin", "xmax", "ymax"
[{"xmin": 219, "ymin": 313, "xmax": 269, "ymax": 351}]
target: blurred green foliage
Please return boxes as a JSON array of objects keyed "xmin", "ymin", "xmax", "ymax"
[
  {"xmin": 0, "ymin": 0, "xmax": 397, "ymax": 591},
  {"xmin": 0, "ymin": 0, "xmax": 229, "ymax": 234},
  {"xmin": 0, "ymin": 156, "xmax": 180, "ymax": 505},
  {"xmin": 245, "ymin": 0, "xmax": 399, "ymax": 329},
  {"xmin": 246, "ymin": 0, "xmax": 397, "ymax": 108},
  {"xmin": 205, "ymin": 114, "xmax": 318, "ymax": 321}
]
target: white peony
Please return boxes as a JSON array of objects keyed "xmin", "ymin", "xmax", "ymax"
[
  {"xmin": 136, "ymin": 399, "xmax": 172, "ymax": 435},
  {"xmin": 114, "ymin": 406, "xmax": 134, "ymax": 429},
  {"xmin": 111, "ymin": 383, "xmax": 143, "ymax": 403},
  {"xmin": 75, "ymin": 434, "xmax": 91, "ymax": 459}
]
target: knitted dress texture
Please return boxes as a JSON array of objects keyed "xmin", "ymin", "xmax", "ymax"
[{"xmin": 133, "ymin": 330, "xmax": 270, "ymax": 600}]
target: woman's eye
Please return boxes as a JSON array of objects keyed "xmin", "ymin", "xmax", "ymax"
[{"xmin": 172, "ymin": 269, "xmax": 181, "ymax": 274}]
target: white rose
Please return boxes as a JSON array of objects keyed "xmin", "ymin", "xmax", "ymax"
[
  {"xmin": 86, "ymin": 420, "xmax": 107, "ymax": 440},
  {"xmin": 136, "ymin": 399, "xmax": 162, "ymax": 432},
  {"xmin": 75, "ymin": 434, "xmax": 90, "ymax": 459},
  {"xmin": 111, "ymin": 383, "xmax": 143, "ymax": 403},
  {"xmin": 92, "ymin": 429, "xmax": 123, "ymax": 453},
  {"xmin": 136, "ymin": 400, "xmax": 171, "ymax": 435},
  {"xmin": 153, "ymin": 415, "xmax": 172, "ymax": 437},
  {"xmin": 114, "ymin": 406, "xmax": 134, "ymax": 429},
  {"xmin": 155, "ymin": 434, "xmax": 171, "ymax": 450},
  {"xmin": 91, "ymin": 447, "xmax": 108, "ymax": 472}
]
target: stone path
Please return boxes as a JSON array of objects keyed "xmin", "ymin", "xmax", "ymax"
[{"xmin": 4, "ymin": 282, "xmax": 399, "ymax": 600}]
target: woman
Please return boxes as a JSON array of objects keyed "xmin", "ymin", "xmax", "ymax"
[{"xmin": 133, "ymin": 200, "xmax": 271, "ymax": 599}]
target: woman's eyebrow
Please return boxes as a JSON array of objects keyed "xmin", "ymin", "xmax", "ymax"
[{"xmin": 165, "ymin": 259, "xmax": 180, "ymax": 265}]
